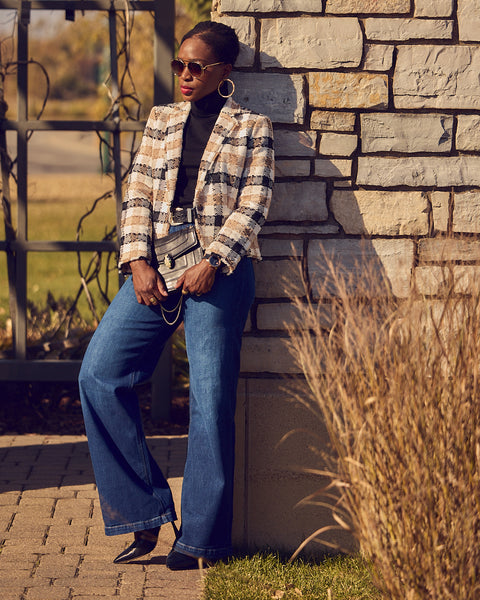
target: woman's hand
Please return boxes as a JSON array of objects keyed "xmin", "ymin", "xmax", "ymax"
[
  {"xmin": 130, "ymin": 259, "xmax": 168, "ymax": 305},
  {"xmin": 176, "ymin": 260, "xmax": 217, "ymax": 296}
]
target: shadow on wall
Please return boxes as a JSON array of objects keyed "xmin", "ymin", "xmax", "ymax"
[
  {"xmin": 232, "ymin": 44, "xmax": 305, "ymax": 126},
  {"xmin": 320, "ymin": 187, "xmax": 420, "ymax": 299},
  {"xmin": 230, "ymin": 50, "xmax": 417, "ymax": 554}
]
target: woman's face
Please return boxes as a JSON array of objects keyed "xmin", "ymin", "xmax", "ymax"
[{"xmin": 175, "ymin": 36, "xmax": 232, "ymax": 102}]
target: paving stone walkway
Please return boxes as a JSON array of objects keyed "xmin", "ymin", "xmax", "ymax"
[{"xmin": 0, "ymin": 434, "xmax": 205, "ymax": 600}]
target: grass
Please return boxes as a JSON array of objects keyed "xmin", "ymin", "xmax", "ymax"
[
  {"xmin": 1, "ymin": 173, "xmax": 117, "ymax": 330},
  {"xmin": 203, "ymin": 553, "xmax": 381, "ymax": 600}
]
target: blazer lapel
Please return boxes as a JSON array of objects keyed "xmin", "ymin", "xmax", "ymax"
[
  {"xmin": 195, "ymin": 98, "xmax": 243, "ymax": 195},
  {"xmin": 163, "ymin": 102, "xmax": 191, "ymax": 205}
]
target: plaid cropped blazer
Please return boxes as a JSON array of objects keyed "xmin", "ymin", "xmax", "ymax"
[{"xmin": 119, "ymin": 97, "xmax": 274, "ymax": 274}]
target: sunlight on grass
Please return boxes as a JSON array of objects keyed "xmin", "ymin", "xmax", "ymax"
[
  {"xmin": 1, "ymin": 173, "xmax": 119, "ymax": 328},
  {"xmin": 203, "ymin": 553, "xmax": 381, "ymax": 600},
  {"xmin": 9, "ymin": 173, "xmax": 116, "ymax": 240}
]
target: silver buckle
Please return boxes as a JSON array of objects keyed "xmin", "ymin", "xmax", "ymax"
[{"xmin": 169, "ymin": 207, "xmax": 193, "ymax": 225}]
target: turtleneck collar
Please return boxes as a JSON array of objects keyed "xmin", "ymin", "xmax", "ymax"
[{"xmin": 190, "ymin": 90, "xmax": 226, "ymax": 118}]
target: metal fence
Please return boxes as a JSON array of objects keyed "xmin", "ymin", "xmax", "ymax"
[{"xmin": 0, "ymin": 1, "xmax": 174, "ymax": 415}]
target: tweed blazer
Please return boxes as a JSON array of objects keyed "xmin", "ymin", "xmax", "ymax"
[{"xmin": 119, "ymin": 97, "xmax": 274, "ymax": 274}]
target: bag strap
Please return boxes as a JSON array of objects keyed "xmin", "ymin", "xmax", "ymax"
[{"xmin": 160, "ymin": 293, "xmax": 183, "ymax": 326}]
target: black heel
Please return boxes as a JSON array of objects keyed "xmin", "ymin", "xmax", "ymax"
[
  {"xmin": 166, "ymin": 550, "xmax": 199, "ymax": 571},
  {"xmin": 113, "ymin": 526, "xmax": 160, "ymax": 564},
  {"xmin": 166, "ymin": 549, "xmax": 214, "ymax": 571}
]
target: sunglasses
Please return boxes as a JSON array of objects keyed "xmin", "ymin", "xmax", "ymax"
[{"xmin": 171, "ymin": 58, "xmax": 224, "ymax": 78}]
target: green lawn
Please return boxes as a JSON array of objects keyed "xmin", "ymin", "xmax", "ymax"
[{"xmin": 203, "ymin": 553, "xmax": 382, "ymax": 600}]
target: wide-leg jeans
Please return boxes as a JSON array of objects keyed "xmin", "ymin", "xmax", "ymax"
[{"xmin": 79, "ymin": 257, "xmax": 255, "ymax": 560}]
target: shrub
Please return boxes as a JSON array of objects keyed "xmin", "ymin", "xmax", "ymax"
[{"xmin": 288, "ymin": 259, "xmax": 480, "ymax": 599}]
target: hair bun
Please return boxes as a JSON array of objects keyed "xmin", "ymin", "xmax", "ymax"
[{"xmin": 181, "ymin": 21, "xmax": 240, "ymax": 66}]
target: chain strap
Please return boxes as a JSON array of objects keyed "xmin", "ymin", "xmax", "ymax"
[{"xmin": 160, "ymin": 293, "xmax": 184, "ymax": 326}]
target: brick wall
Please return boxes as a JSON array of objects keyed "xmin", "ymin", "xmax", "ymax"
[{"xmin": 212, "ymin": 0, "xmax": 480, "ymax": 555}]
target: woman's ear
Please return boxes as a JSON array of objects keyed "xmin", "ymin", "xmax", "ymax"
[{"xmin": 222, "ymin": 63, "xmax": 233, "ymax": 79}]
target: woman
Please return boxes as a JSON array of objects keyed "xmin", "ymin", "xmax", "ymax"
[{"xmin": 79, "ymin": 21, "xmax": 274, "ymax": 570}]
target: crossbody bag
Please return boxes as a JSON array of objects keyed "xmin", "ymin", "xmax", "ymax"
[{"xmin": 154, "ymin": 225, "xmax": 204, "ymax": 293}]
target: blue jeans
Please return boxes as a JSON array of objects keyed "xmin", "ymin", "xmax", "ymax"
[{"xmin": 79, "ymin": 257, "xmax": 255, "ymax": 560}]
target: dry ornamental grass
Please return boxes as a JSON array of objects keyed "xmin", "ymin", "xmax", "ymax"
[{"xmin": 288, "ymin": 257, "xmax": 480, "ymax": 600}]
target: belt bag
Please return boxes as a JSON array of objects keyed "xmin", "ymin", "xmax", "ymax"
[{"xmin": 154, "ymin": 226, "xmax": 204, "ymax": 293}]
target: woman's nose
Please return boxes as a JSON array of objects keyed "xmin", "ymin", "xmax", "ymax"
[{"xmin": 180, "ymin": 66, "xmax": 193, "ymax": 81}]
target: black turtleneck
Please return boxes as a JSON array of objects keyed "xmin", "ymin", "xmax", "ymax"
[{"xmin": 172, "ymin": 91, "xmax": 226, "ymax": 209}]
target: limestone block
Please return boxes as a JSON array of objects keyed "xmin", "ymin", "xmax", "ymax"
[
  {"xmin": 315, "ymin": 159, "xmax": 352, "ymax": 177},
  {"xmin": 361, "ymin": 113, "xmax": 453, "ymax": 153},
  {"xmin": 233, "ymin": 72, "xmax": 306, "ymax": 124},
  {"xmin": 214, "ymin": 16, "xmax": 255, "ymax": 67},
  {"xmin": 240, "ymin": 337, "xmax": 301, "ymax": 373},
  {"xmin": 334, "ymin": 180, "xmax": 353, "ymax": 188},
  {"xmin": 414, "ymin": 0, "xmax": 453, "ymax": 17},
  {"xmin": 319, "ymin": 133, "xmax": 358, "ymax": 156},
  {"xmin": 453, "ymin": 191, "xmax": 480, "ymax": 233},
  {"xmin": 262, "ymin": 223, "xmax": 340, "ymax": 235},
  {"xmin": 245, "ymin": 380, "xmax": 325, "ymax": 476},
  {"xmin": 234, "ymin": 378, "xmax": 248, "ymax": 503},
  {"xmin": 364, "ymin": 18, "xmax": 453, "ymax": 41},
  {"xmin": 259, "ymin": 239, "xmax": 303, "ymax": 257},
  {"xmin": 232, "ymin": 377, "xmax": 355, "ymax": 556},
  {"xmin": 452, "ymin": 266, "xmax": 480, "ymax": 294},
  {"xmin": 357, "ymin": 156, "xmax": 480, "ymax": 187},
  {"xmin": 418, "ymin": 238, "xmax": 480, "ymax": 263},
  {"xmin": 275, "ymin": 160, "xmax": 311, "ymax": 178},
  {"xmin": 268, "ymin": 181, "xmax": 328, "ymax": 221},
  {"xmin": 458, "ymin": 0, "xmax": 480, "ymax": 42},
  {"xmin": 244, "ymin": 310, "xmax": 252, "ymax": 333},
  {"xmin": 394, "ymin": 46, "xmax": 480, "ymax": 109},
  {"xmin": 310, "ymin": 72, "xmax": 388, "ymax": 109},
  {"xmin": 431, "ymin": 191, "xmax": 450, "ymax": 232},
  {"xmin": 244, "ymin": 418, "xmax": 355, "ymax": 551},
  {"xmin": 219, "ymin": 0, "xmax": 321, "ymax": 11},
  {"xmin": 254, "ymin": 259, "xmax": 305, "ymax": 298},
  {"xmin": 330, "ymin": 190, "xmax": 429, "ymax": 235},
  {"xmin": 311, "ymin": 110, "xmax": 356, "ymax": 131},
  {"xmin": 363, "ymin": 44, "xmax": 394, "ymax": 71},
  {"xmin": 308, "ymin": 238, "xmax": 414, "ymax": 298},
  {"xmin": 245, "ymin": 469, "xmax": 356, "ymax": 554},
  {"xmin": 257, "ymin": 302, "xmax": 334, "ymax": 330},
  {"xmin": 456, "ymin": 115, "xmax": 480, "ymax": 151},
  {"xmin": 414, "ymin": 266, "xmax": 446, "ymax": 295},
  {"xmin": 274, "ymin": 129, "xmax": 317, "ymax": 156},
  {"xmin": 256, "ymin": 303, "xmax": 301, "ymax": 331},
  {"xmin": 326, "ymin": 0, "xmax": 410, "ymax": 13},
  {"xmin": 260, "ymin": 18, "xmax": 362, "ymax": 69},
  {"xmin": 415, "ymin": 265, "xmax": 480, "ymax": 295}
]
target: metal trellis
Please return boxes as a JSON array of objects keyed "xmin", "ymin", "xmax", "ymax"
[{"xmin": 0, "ymin": 0, "xmax": 174, "ymax": 417}]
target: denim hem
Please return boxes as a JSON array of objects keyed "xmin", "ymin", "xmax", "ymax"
[
  {"xmin": 173, "ymin": 540, "xmax": 233, "ymax": 561},
  {"xmin": 104, "ymin": 509, "xmax": 177, "ymax": 536}
]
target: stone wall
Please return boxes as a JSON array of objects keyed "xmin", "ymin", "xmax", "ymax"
[{"xmin": 212, "ymin": 0, "xmax": 480, "ymax": 555}]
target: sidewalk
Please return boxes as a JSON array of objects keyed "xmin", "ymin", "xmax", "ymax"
[{"xmin": 0, "ymin": 434, "xmax": 205, "ymax": 600}]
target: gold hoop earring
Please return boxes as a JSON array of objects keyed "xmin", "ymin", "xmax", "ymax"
[{"xmin": 217, "ymin": 78, "xmax": 235, "ymax": 99}]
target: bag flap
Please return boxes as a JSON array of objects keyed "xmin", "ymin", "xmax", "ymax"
[{"xmin": 154, "ymin": 227, "xmax": 199, "ymax": 259}]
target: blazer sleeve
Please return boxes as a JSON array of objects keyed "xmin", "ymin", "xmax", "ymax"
[
  {"xmin": 118, "ymin": 107, "xmax": 159, "ymax": 272},
  {"xmin": 205, "ymin": 114, "xmax": 275, "ymax": 273}
]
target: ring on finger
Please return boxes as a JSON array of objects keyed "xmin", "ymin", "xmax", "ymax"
[{"xmin": 149, "ymin": 296, "xmax": 157, "ymax": 303}]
